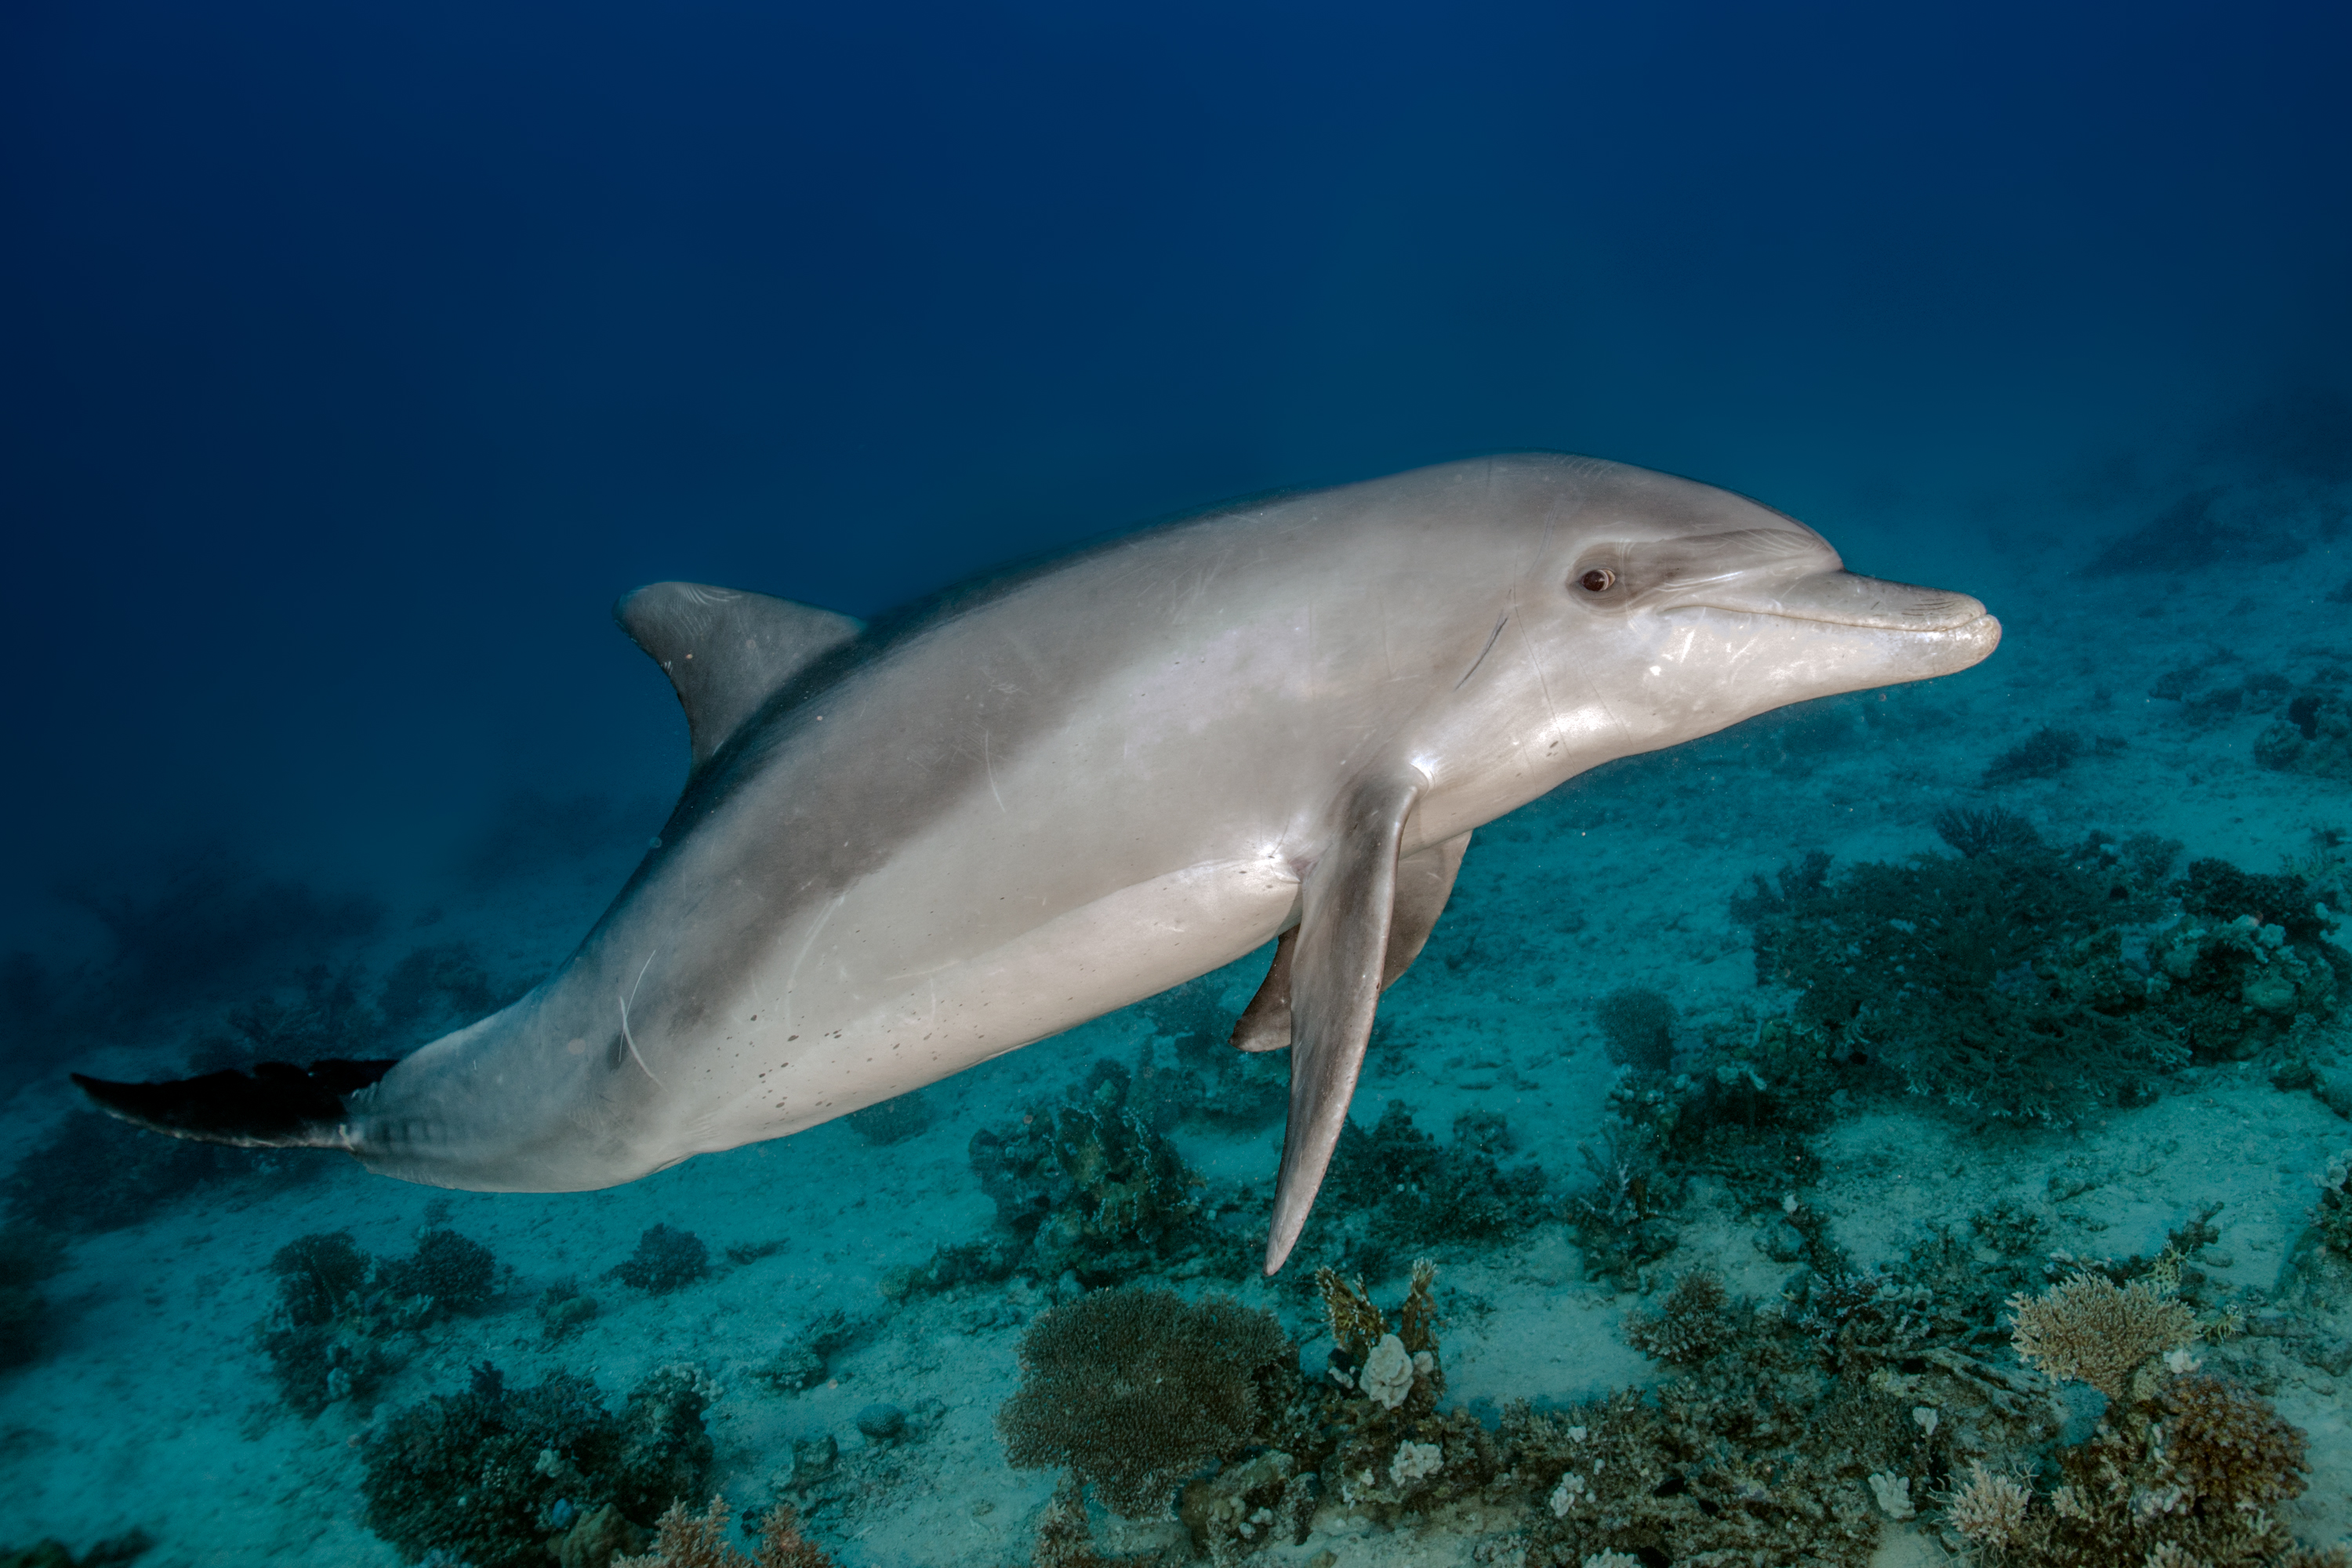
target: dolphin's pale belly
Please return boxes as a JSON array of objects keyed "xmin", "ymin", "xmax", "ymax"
[{"xmin": 660, "ymin": 843, "xmax": 1308, "ymax": 1157}]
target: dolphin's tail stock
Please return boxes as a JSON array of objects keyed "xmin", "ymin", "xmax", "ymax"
[{"xmin": 72, "ymin": 1058, "xmax": 395, "ymax": 1151}]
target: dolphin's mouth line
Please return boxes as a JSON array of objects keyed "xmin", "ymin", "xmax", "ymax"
[{"xmin": 1675, "ymin": 602, "xmax": 1998, "ymax": 635}]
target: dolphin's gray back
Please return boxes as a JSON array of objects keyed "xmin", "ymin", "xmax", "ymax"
[{"xmin": 347, "ymin": 456, "xmax": 1560, "ymax": 1189}]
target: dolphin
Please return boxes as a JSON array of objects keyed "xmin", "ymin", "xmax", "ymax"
[{"xmin": 78, "ymin": 454, "xmax": 1998, "ymax": 1272}]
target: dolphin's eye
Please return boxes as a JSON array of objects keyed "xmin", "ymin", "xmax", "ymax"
[{"xmin": 1577, "ymin": 568, "xmax": 1617, "ymax": 593}]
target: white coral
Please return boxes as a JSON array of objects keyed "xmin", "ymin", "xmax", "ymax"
[
  {"xmin": 1944, "ymin": 1461, "xmax": 2033, "ymax": 1546},
  {"xmin": 1867, "ymin": 1472, "xmax": 1915, "ymax": 1520},
  {"xmin": 1549, "ymin": 1470, "xmax": 1590, "ymax": 1516},
  {"xmin": 1359, "ymin": 1334, "xmax": 1414, "ymax": 1409},
  {"xmin": 1388, "ymin": 1440, "xmax": 1442, "ymax": 1486}
]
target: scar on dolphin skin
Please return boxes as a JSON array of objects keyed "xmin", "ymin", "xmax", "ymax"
[
  {"xmin": 68, "ymin": 453, "xmax": 1999, "ymax": 1270},
  {"xmin": 617, "ymin": 950, "xmax": 665, "ymax": 1087}
]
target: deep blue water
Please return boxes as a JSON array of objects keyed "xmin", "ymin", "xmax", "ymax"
[{"xmin": 5, "ymin": 0, "xmax": 2347, "ymax": 950}]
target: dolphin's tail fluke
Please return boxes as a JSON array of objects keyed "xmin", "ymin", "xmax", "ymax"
[{"xmin": 72, "ymin": 1058, "xmax": 396, "ymax": 1149}]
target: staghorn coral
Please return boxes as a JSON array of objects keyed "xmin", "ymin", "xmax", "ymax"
[
  {"xmin": 1932, "ymin": 1274, "xmax": 2325, "ymax": 1567},
  {"xmin": 2009, "ymin": 1270, "xmax": 2197, "ymax": 1402},
  {"xmin": 996, "ymin": 1287, "xmax": 1294, "ymax": 1519},
  {"xmin": 1624, "ymin": 1272, "xmax": 1733, "ymax": 1366},
  {"xmin": 610, "ymin": 1494, "xmax": 832, "ymax": 1568}
]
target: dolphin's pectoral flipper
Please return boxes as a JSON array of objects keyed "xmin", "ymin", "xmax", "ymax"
[
  {"xmin": 617, "ymin": 582, "xmax": 865, "ymax": 769},
  {"xmin": 1264, "ymin": 768, "xmax": 1424, "ymax": 1275},
  {"xmin": 1381, "ymin": 830, "xmax": 1470, "ymax": 989},
  {"xmin": 1229, "ymin": 829, "xmax": 1468, "ymax": 1055},
  {"xmin": 1229, "ymin": 928, "xmax": 1298, "ymax": 1054},
  {"xmin": 72, "ymin": 1058, "xmax": 397, "ymax": 1149}
]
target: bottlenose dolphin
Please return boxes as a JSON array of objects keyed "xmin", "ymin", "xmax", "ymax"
[{"xmin": 79, "ymin": 454, "xmax": 1999, "ymax": 1272}]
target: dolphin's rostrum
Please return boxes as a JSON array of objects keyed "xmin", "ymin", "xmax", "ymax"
[{"xmin": 78, "ymin": 454, "xmax": 1999, "ymax": 1272}]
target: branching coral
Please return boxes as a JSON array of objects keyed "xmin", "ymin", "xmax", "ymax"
[
  {"xmin": 611, "ymin": 1494, "xmax": 832, "ymax": 1568},
  {"xmin": 1734, "ymin": 829, "xmax": 2339, "ymax": 1121},
  {"xmin": 2008, "ymin": 1271, "xmax": 2196, "ymax": 1402},
  {"xmin": 360, "ymin": 1363, "xmax": 713, "ymax": 1568},
  {"xmin": 1624, "ymin": 1272, "xmax": 1733, "ymax": 1367},
  {"xmin": 1930, "ymin": 1269, "xmax": 2325, "ymax": 1565},
  {"xmin": 2162, "ymin": 1374, "xmax": 2310, "ymax": 1508}
]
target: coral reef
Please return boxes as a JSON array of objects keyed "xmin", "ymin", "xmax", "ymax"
[
  {"xmin": 0, "ymin": 1222, "xmax": 65, "ymax": 1369},
  {"xmin": 2008, "ymin": 1269, "xmax": 2197, "ymax": 1400},
  {"xmin": 746, "ymin": 1310, "xmax": 873, "ymax": 1393},
  {"xmin": 1940, "ymin": 1268, "xmax": 2329, "ymax": 1566},
  {"xmin": 611, "ymin": 1494, "xmax": 833, "ymax": 1568},
  {"xmin": 259, "ymin": 1227, "xmax": 503, "ymax": 1417},
  {"xmin": 55, "ymin": 847, "xmax": 382, "ymax": 1018},
  {"xmin": 844, "ymin": 1091, "xmax": 932, "ymax": 1145},
  {"xmin": 2, "ymin": 1110, "xmax": 274, "ymax": 1236},
  {"xmin": 378, "ymin": 1228, "xmax": 499, "ymax": 1312},
  {"xmin": 1933, "ymin": 805, "xmax": 2044, "ymax": 860},
  {"xmin": 2314, "ymin": 1148, "xmax": 2352, "ymax": 1261},
  {"xmin": 2253, "ymin": 671, "xmax": 2352, "ymax": 780},
  {"xmin": 959, "ymin": 1067, "xmax": 1219, "ymax": 1287},
  {"xmin": 996, "ymin": 1287, "xmax": 1294, "ymax": 1518},
  {"xmin": 361, "ymin": 1363, "xmax": 713, "ymax": 1568},
  {"xmin": 539, "ymin": 1276, "xmax": 601, "ymax": 1341},
  {"xmin": 0, "ymin": 1533, "xmax": 153, "ymax": 1568},
  {"xmin": 1734, "ymin": 826, "xmax": 2345, "ymax": 1121},
  {"xmin": 2081, "ymin": 487, "xmax": 2307, "ymax": 577},
  {"xmin": 607, "ymin": 1225, "xmax": 710, "ymax": 1295},
  {"xmin": 1308, "ymin": 1102, "xmax": 1546, "ymax": 1279},
  {"xmin": 1593, "ymin": 987, "xmax": 1675, "ymax": 1072},
  {"xmin": 1981, "ymin": 724, "xmax": 2082, "ymax": 786},
  {"xmin": 1623, "ymin": 1272, "xmax": 1733, "ymax": 1366}
]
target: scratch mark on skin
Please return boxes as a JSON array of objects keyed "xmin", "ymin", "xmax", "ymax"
[
  {"xmin": 984, "ymin": 729, "xmax": 1007, "ymax": 814},
  {"xmin": 619, "ymin": 951, "xmax": 666, "ymax": 1089},
  {"xmin": 1457, "ymin": 613, "xmax": 1510, "ymax": 690},
  {"xmin": 782, "ymin": 895, "xmax": 843, "ymax": 1038}
]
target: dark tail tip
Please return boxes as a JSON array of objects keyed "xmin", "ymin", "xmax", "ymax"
[{"xmin": 72, "ymin": 1058, "xmax": 397, "ymax": 1147}]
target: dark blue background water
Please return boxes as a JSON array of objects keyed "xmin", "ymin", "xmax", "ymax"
[{"xmin": 4, "ymin": 0, "xmax": 2348, "ymax": 950}]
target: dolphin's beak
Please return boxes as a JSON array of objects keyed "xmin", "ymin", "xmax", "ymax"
[
  {"xmin": 1693, "ymin": 568, "xmax": 1989, "ymax": 632},
  {"xmin": 1671, "ymin": 568, "xmax": 2002, "ymax": 682}
]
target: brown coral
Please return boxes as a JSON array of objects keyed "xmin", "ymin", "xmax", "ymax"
[
  {"xmin": 1625, "ymin": 1272, "xmax": 1732, "ymax": 1366},
  {"xmin": 996, "ymin": 1287, "xmax": 1294, "ymax": 1519},
  {"xmin": 1314, "ymin": 1268, "xmax": 1387, "ymax": 1360},
  {"xmin": 2162, "ymin": 1374, "xmax": 2310, "ymax": 1508},
  {"xmin": 2007, "ymin": 1271, "xmax": 2195, "ymax": 1401},
  {"xmin": 609, "ymin": 1494, "xmax": 833, "ymax": 1568}
]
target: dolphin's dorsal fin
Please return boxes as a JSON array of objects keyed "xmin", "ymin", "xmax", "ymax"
[{"xmin": 617, "ymin": 582, "xmax": 863, "ymax": 769}]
